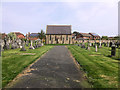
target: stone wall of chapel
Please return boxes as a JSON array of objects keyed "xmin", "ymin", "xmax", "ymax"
[{"xmin": 46, "ymin": 35, "xmax": 73, "ymax": 44}]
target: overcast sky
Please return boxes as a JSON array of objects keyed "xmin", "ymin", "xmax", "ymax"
[{"xmin": 2, "ymin": 0, "xmax": 119, "ymax": 36}]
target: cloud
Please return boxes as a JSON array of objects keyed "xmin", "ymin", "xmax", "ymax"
[{"xmin": 2, "ymin": 1, "xmax": 118, "ymax": 36}]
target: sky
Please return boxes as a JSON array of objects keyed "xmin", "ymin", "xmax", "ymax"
[{"xmin": 1, "ymin": 0, "xmax": 119, "ymax": 37}]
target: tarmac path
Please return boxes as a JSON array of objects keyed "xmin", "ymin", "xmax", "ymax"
[{"xmin": 8, "ymin": 46, "xmax": 90, "ymax": 88}]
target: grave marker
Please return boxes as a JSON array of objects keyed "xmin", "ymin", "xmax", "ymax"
[
  {"xmin": 95, "ymin": 44, "xmax": 98, "ymax": 52},
  {"xmin": 29, "ymin": 40, "xmax": 35, "ymax": 49},
  {"xmin": 81, "ymin": 39, "xmax": 85, "ymax": 48},
  {"xmin": 111, "ymin": 44, "xmax": 116, "ymax": 56},
  {"xmin": 99, "ymin": 39, "xmax": 102, "ymax": 48},
  {"xmin": 20, "ymin": 40, "xmax": 26, "ymax": 51}
]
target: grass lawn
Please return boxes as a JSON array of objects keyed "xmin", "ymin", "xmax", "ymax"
[
  {"xmin": 67, "ymin": 45, "xmax": 119, "ymax": 88},
  {"xmin": 2, "ymin": 46, "xmax": 53, "ymax": 87}
]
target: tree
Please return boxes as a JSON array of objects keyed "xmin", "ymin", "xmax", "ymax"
[
  {"xmin": 114, "ymin": 36, "xmax": 120, "ymax": 40},
  {"xmin": 7, "ymin": 32, "xmax": 16, "ymax": 40},
  {"xmin": 38, "ymin": 29, "xmax": 45, "ymax": 40},
  {"xmin": 73, "ymin": 31, "xmax": 79, "ymax": 36},
  {"xmin": 101, "ymin": 36, "xmax": 108, "ymax": 40}
]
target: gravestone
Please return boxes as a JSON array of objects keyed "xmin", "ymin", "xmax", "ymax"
[
  {"xmin": 116, "ymin": 41, "xmax": 119, "ymax": 48},
  {"xmin": 18, "ymin": 39, "xmax": 22, "ymax": 48},
  {"xmin": 94, "ymin": 39, "xmax": 96, "ymax": 48},
  {"xmin": 33, "ymin": 41, "xmax": 36, "ymax": 48},
  {"xmin": 11, "ymin": 40, "xmax": 15, "ymax": 49},
  {"xmin": 3, "ymin": 38, "xmax": 10, "ymax": 50},
  {"xmin": 110, "ymin": 42, "xmax": 112, "ymax": 47},
  {"xmin": 29, "ymin": 40, "xmax": 35, "ymax": 49},
  {"xmin": 86, "ymin": 40, "xmax": 90, "ymax": 50},
  {"xmin": 107, "ymin": 42, "xmax": 109, "ymax": 47},
  {"xmin": 26, "ymin": 41, "xmax": 29, "ymax": 46},
  {"xmin": 81, "ymin": 44, "xmax": 85, "ymax": 48},
  {"xmin": 77, "ymin": 44, "xmax": 79, "ymax": 46},
  {"xmin": 111, "ymin": 44, "xmax": 116, "ymax": 56},
  {"xmin": 99, "ymin": 39, "xmax": 102, "ymax": 48},
  {"xmin": 8, "ymin": 37, "xmax": 11, "ymax": 44},
  {"xmin": 6, "ymin": 42, "xmax": 10, "ymax": 49},
  {"xmin": 101, "ymin": 43, "xmax": 103, "ymax": 46},
  {"xmin": 20, "ymin": 40, "xmax": 26, "ymax": 51},
  {"xmin": 81, "ymin": 39, "xmax": 85, "ymax": 48},
  {"xmin": 89, "ymin": 42, "xmax": 92, "ymax": 47},
  {"xmin": 78, "ymin": 43, "xmax": 82, "ymax": 46},
  {"xmin": 36, "ymin": 41, "xmax": 38, "ymax": 48},
  {"xmin": 11, "ymin": 42, "xmax": 15, "ymax": 49},
  {"xmin": 77, "ymin": 43, "xmax": 81, "ymax": 46},
  {"xmin": 38, "ymin": 41, "xmax": 42, "ymax": 47},
  {"xmin": 14, "ymin": 40, "xmax": 19, "ymax": 49},
  {"xmin": 86, "ymin": 44, "xmax": 90, "ymax": 50},
  {"xmin": 104, "ymin": 43, "xmax": 106, "ymax": 47},
  {"xmin": 95, "ymin": 44, "xmax": 98, "ymax": 52},
  {"xmin": 41, "ymin": 43, "xmax": 44, "ymax": 46},
  {"xmin": 92, "ymin": 43, "xmax": 94, "ymax": 47}
]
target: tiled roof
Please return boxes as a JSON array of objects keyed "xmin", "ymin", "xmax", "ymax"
[
  {"xmin": 28, "ymin": 37, "xmax": 39, "ymax": 40},
  {"xmin": 79, "ymin": 33, "xmax": 91, "ymax": 37},
  {"xmin": 46, "ymin": 25, "xmax": 71, "ymax": 35},
  {"xmin": 13, "ymin": 32, "xmax": 25, "ymax": 39},
  {"xmin": 14, "ymin": 32, "xmax": 24, "ymax": 36},
  {"xmin": 30, "ymin": 33, "xmax": 39, "ymax": 37},
  {"xmin": 89, "ymin": 33, "xmax": 100, "ymax": 37}
]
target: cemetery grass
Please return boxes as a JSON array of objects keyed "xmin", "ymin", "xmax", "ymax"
[
  {"xmin": 2, "ymin": 46, "xmax": 53, "ymax": 87},
  {"xmin": 67, "ymin": 45, "xmax": 119, "ymax": 88}
]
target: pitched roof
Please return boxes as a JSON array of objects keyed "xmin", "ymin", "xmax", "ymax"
[
  {"xmin": 79, "ymin": 33, "xmax": 91, "ymax": 37},
  {"xmin": 89, "ymin": 33, "xmax": 100, "ymax": 37},
  {"xmin": 12, "ymin": 32, "xmax": 25, "ymax": 39},
  {"xmin": 12, "ymin": 32, "xmax": 24, "ymax": 37},
  {"xmin": 46, "ymin": 25, "xmax": 71, "ymax": 35},
  {"xmin": 30, "ymin": 33, "xmax": 39, "ymax": 37}
]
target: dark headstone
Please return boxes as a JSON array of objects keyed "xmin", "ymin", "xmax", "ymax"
[
  {"xmin": 116, "ymin": 42, "xmax": 119, "ymax": 48},
  {"xmin": 104, "ymin": 43, "xmax": 106, "ymax": 47},
  {"xmin": 110, "ymin": 42, "xmax": 112, "ymax": 47},
  {"xmin": 111, "ymin": 45, "xmax": 116, "ymax": 56},
  {"xmin": 92, "ymin": 43, "xmax": 94, "ymax": 46},
  {"xmin": 33, "ymin": 45, "xmax": 36, "ymax": 48},
  {"xmin": 78, "ymin": 44, "xmax": 81, "ymax": 46}
]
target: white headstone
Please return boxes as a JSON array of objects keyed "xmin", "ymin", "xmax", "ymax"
[
  {"xmin": 29, "ymin": 40, "xmax": 35, "ymax": 49},
  {"xmin": 95, "ymin": 45, "xmax": 97, "ymax": 52}
]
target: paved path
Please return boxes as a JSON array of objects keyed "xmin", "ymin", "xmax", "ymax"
[{"xmin": 9, "ymin": 46, "xmax": 90, "ymax": 88}]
